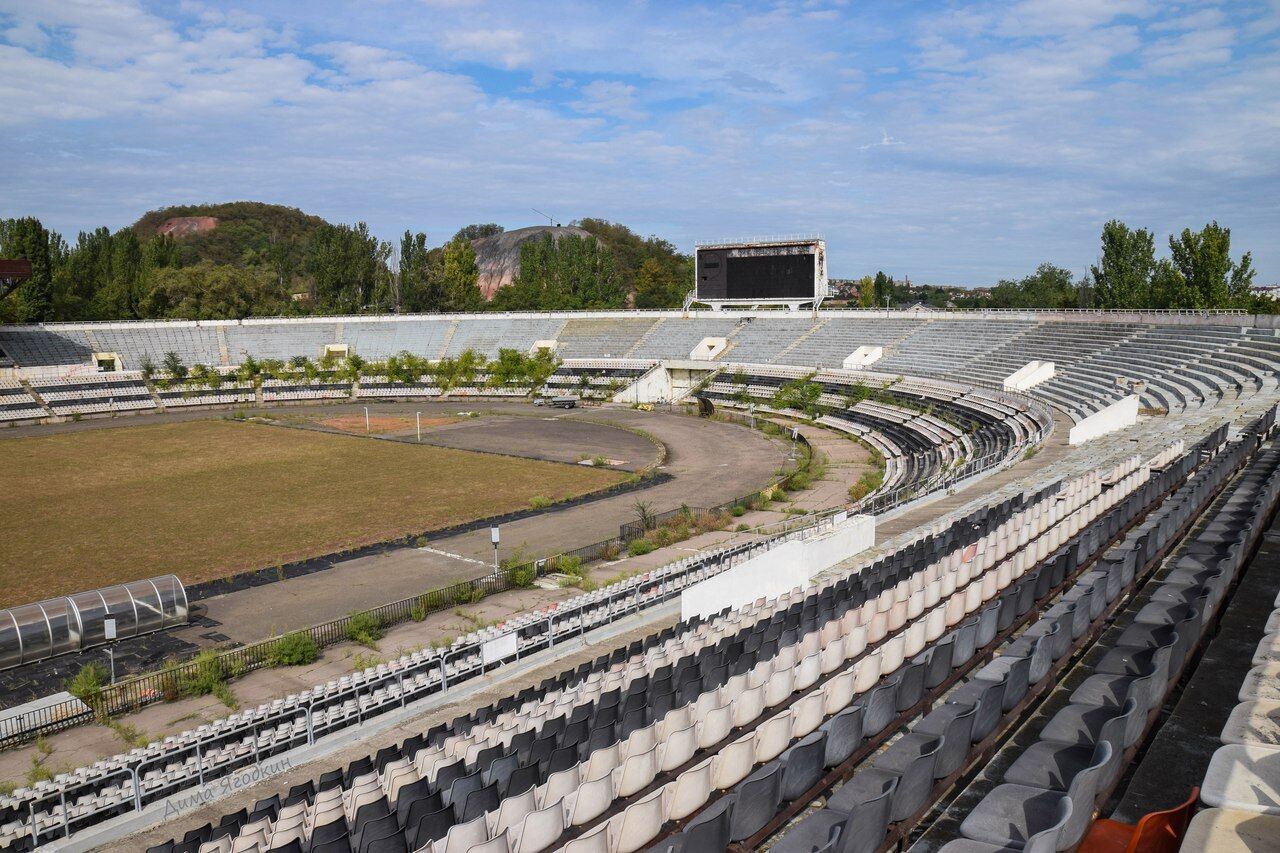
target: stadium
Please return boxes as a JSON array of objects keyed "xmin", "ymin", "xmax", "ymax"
[{"xmin": 0, "ymin": 301, "xmax": 1278, "ymax": 853}]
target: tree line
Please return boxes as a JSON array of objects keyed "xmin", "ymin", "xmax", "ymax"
[
  {"xmin": 145, "ymin": 346, "xmax": 559, "ymax": 396},
  {"xmin": 3, "ymin": 208, "xmax": 1265, "ymax": 323},
  {"xmin": 0, "ymin": 207, "xmax": 693, "ymax": 323},
  {"xmin": 843, "ymin": 219, "xmax": 1267, "ymax": 312}
]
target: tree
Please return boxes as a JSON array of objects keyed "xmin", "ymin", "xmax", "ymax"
[
  {"xmin": 872, "ymin": 271, "xmax": 892, "ymax": 307},
  {"xmin": 491, "ymin": 234, "xmax": 625, "ymax": 310},
  {"xmin": 139, "ymin": 261, "xmax": 290, "ymax": 319},
  {"xmin": 855, "ymin": 275, "xmax": 876, "ymax": 308},
  {"xmin": 1169, "ymin": 221, "xmax": 1255, "ymax": 309},
  {"xmin": 162, "ymin": 351, "xmax": 187, "ymax": 381},
  {"xmin": 577, "ymin": 219, "xmax": 692, "ymax": 308},
  {"xmin": 1091, "ymin": 220, "xmax": 1156, "ymax": 309},
  {"xmin": 1149, "ymin": 259, "xmax": 1197, "ymax": 310},
  {"xmin": 0, "ymin": 217, "xmax": 59, "ymax": 322},
  {"xmin": 400, "ymin": 231, "xmax": 447, "ymax": 313},
  {"xmin": 304, "ymin": 222, "xmax": 390, "ymax": 313},
  {"xmin": 988, "ymin": 263, "xmax": 1081, "ymax": 309},
  {"xmin": 442, "ymin": 238, "xmax": 485, "ymax": 311},
  {"xmin": 452, "ymin": 223, "xmax": 504, "ymax": 242},
  {"xmin": 773, "ymin": 376, "xmax": 824, "ymax": 420},
  {"xmin": 634, "ymin": 257, "xmax": 688, "ymax": 309}
]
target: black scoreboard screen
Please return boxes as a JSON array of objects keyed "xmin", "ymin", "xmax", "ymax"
[{"xmin": 697, "ymin": 248, "xmax": 816, "ymax": 300}]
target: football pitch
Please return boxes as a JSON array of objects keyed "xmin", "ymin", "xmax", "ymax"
[{"xmin": 0, "ymin": 418, "xmax": 625, "ymax": 607}]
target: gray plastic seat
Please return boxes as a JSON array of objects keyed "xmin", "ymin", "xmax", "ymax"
[
  {"xmin": 939, "ymin": 797, "xmax": 1071, "ymax": 853},
  {"xmin": 1037, "ymin": 694, "xmax": 1143, "ymax": 751},
  {"xmin": 947, "ymin": 678, "xmax": 1005, "ymax": 742},
  {"xmin": 916, "ymin": 702, "xmax": 978, "ymax": 777},
  {"xmin": 667, "ymin": 793, "xmax": 733, "ymax": 853},
  {"xmin": 780, "ymin": 731, "xmax": 828, "ymax": 800},
  {"xmin": 1003, "ymin": 706, "xmax": 1129, "ymax": 791},
  {"xmin": 959, "ymin": 741, "xmax": 1108, "ymax": 850},
  {"xmin": 770, "ymin": 776, "xmax": 894, "ymax": 853},
  {"xmin": 729, "ymin": 763, "xmax": 783, "ymax": 842},
  {"xmin": 860, "ymin": 733, "xmax": 942, "ymax": 822},
  {"xmin": 820, "ymin": 706, "xmax": 864, "ymax": 768},
  {"xmin": 858, "ymin": 680, "xmax": 899, "ymax": 738},
  {"xmin": 975, "ymin": 654, "xmax": 1033, "ymax": 712}
]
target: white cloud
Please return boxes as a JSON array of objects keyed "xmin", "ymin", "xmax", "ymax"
[
  {"xmin": 1142, "ymin": 26, "xmax": 1235, "ymax": 73},
  {"xmin": 441, "ymin": 28, "xmax": 529, "ymax": 68},
  {"xmin": 0, "ymin": 0, "xmax": 1277, "ymax": 284},
  {"xmin": 572, "ymin": 80, "xmax": 647, "ymax": 121}
]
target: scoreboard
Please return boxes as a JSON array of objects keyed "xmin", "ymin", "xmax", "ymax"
[{"xmin": 695, "ymin": 238, "xmax": 826, "ymax": 305}]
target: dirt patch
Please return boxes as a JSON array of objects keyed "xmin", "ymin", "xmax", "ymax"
[{"xmin": 317, "ymin": 414, "xmax": 457, "ymax": 434}]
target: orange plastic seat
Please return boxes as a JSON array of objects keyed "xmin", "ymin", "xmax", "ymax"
[{"xmin": 1079, "ymin": 787, "xmax": 1198, "ymax": 853}]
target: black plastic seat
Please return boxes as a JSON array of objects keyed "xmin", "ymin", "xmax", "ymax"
[
  {"xmin": 780, "ymin": 731, "xmax": 827, "ymax": 800},
  {"xmin": 730, "ymin": 762, "xmax": 783, "ymax": 842},
  {"xmin": 459, "ymin": 782, "xmax": 500, "ymax": 823}
]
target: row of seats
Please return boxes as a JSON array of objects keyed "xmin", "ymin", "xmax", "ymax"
[
  {"xmin": 765, "ymin": 435, "xmax": 1233, "ymax": 853},
  {"xmin": 27, "ymin": 372, "xmax": 157, "ymax": 415},
  {"xmin": 145, "ymin": 445, "xmax": 1183, "ymax": 853},
  {"xmin": 5, "ymin": 316, "xmax": 1278, "ymax": 426},
  {"xmin": 0, "ymin": 526, "xmax": 823, "ymax": 848},
  {"xmin": 1183, "ymin": 434, "xmax": 1280, "ymax": 848},
  {"xmin": 0, "ymin": 379, "xmax": 45, "ymax": 422},
  {"xmin": 931, "ymin": 412, "xmax": 1278, "ymax": 852}
]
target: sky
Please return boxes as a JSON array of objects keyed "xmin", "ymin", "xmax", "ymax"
[{"xmin": 1, "ymin": 0, "xmax": 1277, "ymax": 285}]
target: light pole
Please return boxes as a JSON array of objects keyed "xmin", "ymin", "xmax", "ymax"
[
  {"xmin": 490, "ymin": 526, "xmax": 500, "ymax": 574},
  {"xmin": 416, "ymin": 411, "xmax": 421, "ymax": 443},
  {"xmin": 363, "ymin": 406, "xmax": 370, "ymax": 433}
]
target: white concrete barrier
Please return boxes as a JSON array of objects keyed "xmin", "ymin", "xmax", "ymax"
[
  {"xmin": 1069, "ymin": 395, "xmax": 1140, "ymax": 444},
  {"xmin": 681, "ymin": 514, "xmax": 875, "ymax": 620},
  {"xmin": 690, "ymin": 337, "xmax": 728, "ymax": 360},
  {"xmin": 842, "ymin": 346, "xmax": 884, "ymax": 370},
  {"xmin": 1004, "ymin": 360, "xmax": 1055, "ymax": 391}
]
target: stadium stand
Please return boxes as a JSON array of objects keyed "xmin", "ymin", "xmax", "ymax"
[
  {"xmin": 554, "ymin": 319, "xmax": 660, "ymax": 361},
  {"xmin": 444, "ymin": 319, "xmax": 567, "ymax": 359},
  {"xmin": 26, "ymin": 372, "xmax": 156, "ymax": 416},
  {"xmin": 0, "ymin": 379, "xmax": 46, "ymax": 422},
  {"xmin": 342, "ymin": 320, "xmax": 454, "ymax": 362},
  {"xmin": 88, "ymin": 324, "xmax": 224, "ymax": 369},
  {"xmin": 224, "ymin": 322, "xmax": 338, "ymax": 363},
  {"xmin": 3, "ymin": 310, "xmax": 1280, "ymax": 853},
  {"xmin": 262, "ymin": 378, "xmax": 352, "ymax": 403},
  {"xmin": 111, "ymin": 430, "xmax": 1214, "ymax": 853},
  {"xmin": 542, "ymin": 360, "xmax": 656, "ymax": 400}
]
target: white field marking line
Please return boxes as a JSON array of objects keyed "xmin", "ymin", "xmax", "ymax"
[{"xmin": 418, "ymin": 545, "xmax": 489, "ymax": 567}]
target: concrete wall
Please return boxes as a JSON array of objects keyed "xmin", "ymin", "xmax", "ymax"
[
  {"xmin": 843, "ymin": 346, "xmax": 884, "ymax": 370},
  {"xmin": 690, "ymin": 337, "xmax": 728, "ymax": 360},
  {"xmin": 1004, "ymin": 360, "xmax": 1055, "ymax": 391},
  {"xmin": 680, "ymin": 514, "xmax": 874, "ymax": 620},
  {"xmin": 1069, "ymin": 394, "xmax": 1140, "ymax": 444},
  {"xmin": 681, "ymin": 540, "xmax": 808, "ymax": 621}
]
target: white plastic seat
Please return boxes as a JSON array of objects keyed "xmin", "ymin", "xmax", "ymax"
[
  {"xmin": 711, "ymin": 734, "xmax": 756, "ymax": 790},
  {"xmin": 512, "ymin": 798, "xmax": 566, "ymax": 853},
  {"xmin": 606, "ymin": 788, "xmax": 665, "ymax": 853},
  {"xmin": 663, "ymin": 759, "xmax": 712, "ymax": 822}
]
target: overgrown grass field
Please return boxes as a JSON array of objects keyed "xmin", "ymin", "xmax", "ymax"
[{"xmin": 0, "ymin": 419, "xmax": 625, "ymax": 606}]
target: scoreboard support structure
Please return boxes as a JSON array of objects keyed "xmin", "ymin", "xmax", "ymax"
[{"xmin": 688, "ymin": 236, "xmax": 827, "ymax": 311}]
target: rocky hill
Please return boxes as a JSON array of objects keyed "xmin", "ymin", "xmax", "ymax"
[
  {"xmin": 131, "ymin": 201, "xmax": 330, "ymax": 270},
  {"xmin": 472, "ymin": 225, "xmax": 594, "ymax": 299}
]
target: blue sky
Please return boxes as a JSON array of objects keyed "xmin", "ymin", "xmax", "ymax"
[{"xmin": 1, "ymin": 0, "xmax": 1277, "ymax": 284}]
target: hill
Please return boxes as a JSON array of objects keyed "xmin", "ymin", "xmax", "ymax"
[
  {"xmin": 472, "ymin": 225, "xmax": 593, "ymax": 299},
  {"xmin": 131, "ymin": 201, "xmax": 330, "ymax": 271}
]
